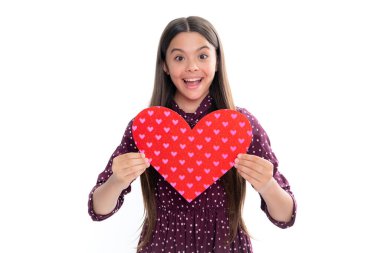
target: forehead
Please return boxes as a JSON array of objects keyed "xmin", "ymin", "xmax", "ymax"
[{"xmin": 167, "ymin": 32, "xmax": 214, "ymax": 52}]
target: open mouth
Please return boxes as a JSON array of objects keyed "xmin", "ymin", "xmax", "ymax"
[{"xmin": 183, "ymin": 78, "xmax": 203, "ymax": 88}]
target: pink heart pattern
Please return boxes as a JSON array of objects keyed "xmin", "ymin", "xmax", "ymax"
[{"xmin": 132, "ymin": 106, "xmax": 252, "ymax": 202}]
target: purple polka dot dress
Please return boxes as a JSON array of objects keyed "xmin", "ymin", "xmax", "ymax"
[{"xmin": 88, "ymin": 95, "xmax": 297, "ymax": 252}]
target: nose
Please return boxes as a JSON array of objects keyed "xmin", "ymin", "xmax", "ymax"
[{"xmin": 186, "ymin": 60, "xmax": 199, "ymax": 72}]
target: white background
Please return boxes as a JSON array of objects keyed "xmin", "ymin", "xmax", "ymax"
[{"xmin": 1, "ymin": 1, "xmax": 379, "ymax": 252}]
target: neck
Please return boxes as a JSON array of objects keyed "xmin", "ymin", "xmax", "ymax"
[
  {"xmin": 174, "ymin": 94, "xmax": 208, "ymax": 113},
  {"xmin": 175, "ymin": 101, "xmax": 198, "ymax": 113}
]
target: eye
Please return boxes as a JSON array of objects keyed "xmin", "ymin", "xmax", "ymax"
[
  {"xmin": 199, "ymin": 54, "xmax": 208, "ymax": 60},
  {"xmin": 175, "ymin": 56, "xmax": 184, "ymax": 61}
]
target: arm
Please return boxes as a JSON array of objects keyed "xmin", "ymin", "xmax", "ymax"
[
  {"xmin": 260, "ymin": 169, "xmax": 296, "ymax": 228},
  {"xmin": 92, "ymin": 153, "xmax": 149, "ymax": 216},
  {"xmin": 88, "ymin": 120, "xmax": 149, "ymax": 221},
  {"xmin": 236, "ymin": 108, "xmax": 297, "ymax": 228},
  {"xmin": 92, "ymin": 175, "xmax": 126, "ymax": 216}
]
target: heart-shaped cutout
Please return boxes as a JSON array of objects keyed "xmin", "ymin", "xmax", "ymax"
[{"xmin": 132, "ymin": 106, "xmax": 252, "ymax": 202}]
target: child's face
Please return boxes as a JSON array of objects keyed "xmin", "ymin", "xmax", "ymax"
[{"xmin": 164, "ymin": 32, "xmax": 217, "ymax": 111}]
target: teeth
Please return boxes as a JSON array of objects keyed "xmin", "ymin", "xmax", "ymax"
[{"xmin": 184, "ymin": 78, "xmax": 201, "ymax": 82}]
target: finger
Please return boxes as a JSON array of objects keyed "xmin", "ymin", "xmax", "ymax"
[
  {"xmin": 234, "ymin": 158, "xmax": 264, "ymax": 175},
  {"xmin": 237, "ymin": 167, "xmax": 261, "ymax": 185},
  {"xmin": 236, "ymin": 163, "xmax": 263, "ymax": 182},
  {"xmin": 123, "ymin": 157, "xmax": 150, "ymax": 169},
  {"xmin": 116, "ymin": 152, "xmax": 146, "ymax": 160},
  {"xmin": 237, "ymin": 154, "xmax": 272, "ymax": 168},
  {"xmin": 117, "ymin": 164, "xmax": 147, "ymax": 177},
  {"xmin": 123, "ymin": 164, "xmax": 148, "ymax": 179}
]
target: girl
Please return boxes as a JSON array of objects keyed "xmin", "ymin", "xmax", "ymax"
[{"xmin": 88, "ymin": 16, "xmax": 296, "ymax": 252}]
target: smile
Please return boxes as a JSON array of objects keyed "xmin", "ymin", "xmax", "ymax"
[{"xmin": 183, "ymin": 78, "xmax": 202, "ymax": 88}]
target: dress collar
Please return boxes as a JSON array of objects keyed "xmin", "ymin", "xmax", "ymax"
[{"xmin": 169, "ymin": 94, "xmax": 215, "ymax": 128}]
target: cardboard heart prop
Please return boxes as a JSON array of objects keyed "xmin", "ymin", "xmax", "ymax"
[{"xmin": 132, "ymin": 106, "xmax": 252, "ymax": 202}]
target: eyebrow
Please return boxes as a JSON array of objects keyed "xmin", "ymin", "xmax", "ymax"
[{"xmin": 169, "ymin": 45, "xmax": 210, "ymax": 54}]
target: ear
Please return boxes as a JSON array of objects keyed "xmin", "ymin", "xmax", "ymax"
[{"xmin": 163, "ymin": 63, "xmax": 169, "ymax": 75}]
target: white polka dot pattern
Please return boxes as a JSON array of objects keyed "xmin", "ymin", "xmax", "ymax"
[{"xmin": 88, "ymin": 95, "xmax": 297, "ymax": 252}]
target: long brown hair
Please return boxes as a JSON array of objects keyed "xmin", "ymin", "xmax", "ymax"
[{"xmin": 138, "ymin": 16, "xmax": 248, "ymax": 250}]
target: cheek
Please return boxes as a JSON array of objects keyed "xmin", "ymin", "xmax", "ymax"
[
  {"xmin": 205, "ymin": 60, "xmax": 217, "ymax": 73},
  {"xmin": 171, "ymin": 72, "xmax": 183, "ymax": 81},
  {"xmin": 167, "ymin": 65, "xmax": 184, "ymax": 78},
  {"xmin": 205, "ymin": 65, "xmax": 217, "ymax": 78},
  {"xmin": 169, "ymin": 70, "xmax": 184, "ymax": 85}
]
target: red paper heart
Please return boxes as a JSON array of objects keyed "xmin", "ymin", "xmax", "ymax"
[{"xmin": 132, "ymin": 106, "xmax": 252, "ymax": 202}]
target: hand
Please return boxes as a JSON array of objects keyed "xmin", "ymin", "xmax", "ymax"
[
  {"xmin": 234, "ymin": 154, "xmax": 274, "ymax": 193},
  {"xmin": 110, "ymin": 152, "xmax": 150, "ymax": 189}
]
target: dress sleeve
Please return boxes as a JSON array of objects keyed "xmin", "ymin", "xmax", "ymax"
[
  {"xmin": 237, "ymin": 107, "xmax": 297, "ymax": 228},
  {"xmin": 88, "ymin": 119, "xmax": 139, "ymax": 221}
]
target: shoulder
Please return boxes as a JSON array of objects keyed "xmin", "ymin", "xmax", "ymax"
[
  {"xmin": 123, "ymin": 118, "xmax": 135, "ymax": 137},
  {"xmin": 236, "ymin": 106, "xmax": 260, "ymax": 127},
  {"xmin": 236, "ymin": 106, "xmax": 269, "ymax": 136},
  {"xmin": 118, "ymin": 118, "xmax": 137, "ymax": 148}
]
